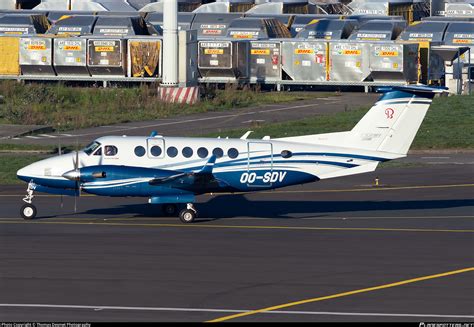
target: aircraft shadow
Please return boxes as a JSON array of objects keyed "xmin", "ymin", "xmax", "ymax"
[{"xmin": 76, "ymin": 194, "xmax": 474, "ymax": 220}]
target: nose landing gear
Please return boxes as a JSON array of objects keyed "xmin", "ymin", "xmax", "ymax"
[{"xmin": 21, "ymin": 181, "xmax": 37, "ymax": 220}]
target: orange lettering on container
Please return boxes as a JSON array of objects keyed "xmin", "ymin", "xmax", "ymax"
[
  {"xmin": 380, "ymin": 51, "xmax": 398, "ymax": 56},
  {"xmin": 232, "ymin": 34, "xmax": 253, "ymax": 39},
  {"xmin": 95, "ymin": 46, "xmax": 114, "ymax": 52},
  {"xmin": 251, "ymin": 49, "xmax": 270, "ymax": 55},
  {"xmin": 294, "ymin": 49, "xmax": 314, "ymax": 54},
  {"xmin": 204, "ymin": 49, "xmax": 224, "ymax": 55},
  {"xmin": 453, "ymin": 39, "xmax": 471, "ymax": 44},
  {"xmin": 64, "ymin": 45, "xmax": 81, "ymax": 51},
  {"xmin": 28, "ymin": 45, "xmax": 46, "ymax": 50},
  {"xmin": 343, "ymin": 49, "xmax": 361, "ymax": 55}
]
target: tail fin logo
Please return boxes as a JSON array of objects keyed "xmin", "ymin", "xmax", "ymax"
[{"xmin": 385, "ymin": 108, "xmax": 394, "ymax": 119}]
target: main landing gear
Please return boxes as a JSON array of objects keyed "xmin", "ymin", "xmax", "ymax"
[
  {"xmin": 21, "ymin": 181, "xmax": 37, "ymax": 220},
  {"xmin": 179, "ymin": 203, "xmax": 197, "ymax": 223},
  {"xmin": 162, "ymin": 203, "xmax": 197, "ymax": 223}
]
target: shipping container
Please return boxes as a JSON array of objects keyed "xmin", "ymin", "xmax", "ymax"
[
  {"xmin": 244, "ymin": 14, "xmax": 294, "ymax": 28},
  {"xmin": 127, "ymin": 0, "xmax": 154, "ymax": 11},
  {"xmin": 345, "ymin": 14, "xmax": 404, "ymax": 25},
  {"xmin": 89, "ymin": 0, "xmax": 137, "ymax": 12},
  {"xmin": 198, "ymin": 40, "xmax": 249, "ymax": 80},
  {"xmin": 145, "ymin": 12, "xmax": 195, "ymax": 34},
  {"xmin": 445, "ymin": 2, "xmax": 474, "ymax": 17},
  {"xmin": 127, "ymin": 37, "xmax": 162, "ymax": 78},
  {"xmin": 47, "ymin": 11, "xmax": 95, "ymax": 24},
  {"xmin": 47, "ymin": 15, "xmax": 97, "ymax": 36},
  {"xmin": 290, "ymin": 14, "xmax": 341, "ymax": 37},
  {"xmin": 369, "ymin": 42, "xmax": 419, "ymax": 82},
  {"xmin": 0, "ymin": 36, "xmax": 20, "ymax": 75},
  {"xmin": 191, "ymin": 13, "xmax": 242, "ymax": 39},
  {"xmin": 0, "ymin": 13, "xmax": 49, "ymax": 35},
  {"xmin": 227, "ymin": 17, "xmax": 291, "ymax": 40},
  {"xmin": 19, "ymin": 36, "xmax": 55, "ymax": 75},
  {"xmin": 249, "ymin": 40, "xmax": 281, "ymax": 82},
  {"xmin": 444, "ymin": 22, "xmax": 474, "ymax": 47},
  {"xmin": 328, "ymin": 41, "xmax": 371, "ymax": 82},
  {"xmin": 296, "ymin": 19, "xmax": 358, "ymax": 40},
  {"xmin": 398, "ymin": 21, "xmax": 449, "ymax": 43},
  {"xmin": 53, "ymin": 37, "xmax": 89, "ymax": 76},
  {"xmin": 93, "ymin": 15, "xmax": 152, "ymax": 36},
  {"xmin": 281, "ymin": 40, "xmax": 327, "ymax": 82},
  {"xmin": 349, "ymin": 20, "xmax": 406, "ymax": 41},
  {"xmin": 87, "ymin": 38, "xmax": 126, "ymax": 76},
  {"xmin": 214, "ymin": 0, "xmax": 255, "ymax": 13}
]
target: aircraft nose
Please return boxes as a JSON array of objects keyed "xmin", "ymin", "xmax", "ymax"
[{"xmin": 17, "ymin": 163, "xmax": 36, "ymax": 182}]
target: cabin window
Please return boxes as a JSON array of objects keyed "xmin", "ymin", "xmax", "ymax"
[
  {"xmin": 197, "ymin": 147, "xmax": 208, "ymax": 158},
  {"xmin": 182, "ymin": 146, "xmax": 193, "ymax": 158},
  {"xmin": 150, "ymin": 145, "xmax": 162, "ymax": 157},
  {"xmin": 134, "ymin": 146, "xmax": 145, "ymax": 157},
  {"xmin": 104, "ymin": 145, "xmax": 118, "ymax": 156},
  {"xmin": 167, "ymin": 146, "xmax": 178, "ymax": 158},
  {"xmin": 83, "ymin": 141, "xmax": 101, "ymax": 155},
  {"xmin": 228, "ymin": 148, "xmax": 239, "ymax": 159},
  {"xmin": 281, "ymin": 150, "xmax": 292, "ymax": 159},
  {"xmin": 212, "ymin": 147, "xmax": 223, "ymax": 158}
]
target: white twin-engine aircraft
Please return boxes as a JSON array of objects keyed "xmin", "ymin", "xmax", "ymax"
[{"xmin": 17, "ymin": 85, "xmax": 445, "ymax": 223}]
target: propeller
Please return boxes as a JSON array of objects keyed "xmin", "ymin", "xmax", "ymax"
[{"xmin": 72, "ymin": 141, "xmax": 82, "ymax": 213}]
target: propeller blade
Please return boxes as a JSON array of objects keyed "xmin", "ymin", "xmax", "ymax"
[{"xmin": 75, "ymin": 150, "xmax": 79, "ymax": 171}]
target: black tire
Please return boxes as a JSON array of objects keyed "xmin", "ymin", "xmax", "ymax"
[
  {"xmin": 162, "ymin": 203, "xmax": 178, "ymax": 216},
  {"xmin": 21, "ymin": 204, "xmax": 37, "ymax": 220},
  {"xmin": 179, "ymin": 209, "xmax": 196, "ymax": 223}
]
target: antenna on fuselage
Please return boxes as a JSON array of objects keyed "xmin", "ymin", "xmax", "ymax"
[{"xmin": 240, "ymin": 131, "xmax": 253, "ymax": 140}]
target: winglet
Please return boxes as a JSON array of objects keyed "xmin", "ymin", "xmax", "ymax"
[{"xmin": 198, "ymin": 155, "xmax": 217, "ymax": 174}]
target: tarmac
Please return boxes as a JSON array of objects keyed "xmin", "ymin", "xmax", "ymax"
[
  {"xmin": 0, "ymin": 161, "xmax": 473, "ymax": 322},
  {"xmin": 0, "ymin": 92, "xmax": 379, "ymax": 145}
]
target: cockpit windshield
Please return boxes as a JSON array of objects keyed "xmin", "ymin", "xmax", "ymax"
[{"xmin": 83, "ymin": 141, "xmax": 101, "ymax": 155}]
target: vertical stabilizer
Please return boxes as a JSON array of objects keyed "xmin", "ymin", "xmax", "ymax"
[{"xmin": 349, "ymin": 86, "xmax": 446, "ymax": 155}]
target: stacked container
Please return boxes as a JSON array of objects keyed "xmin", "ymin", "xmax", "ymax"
[
  {"xmin": 198, "ymin": 40, "xmax": 249, "ymax": 81},
  {"xmin": 281, "ymin": 40, "xmax": 327, "ymax": 82},
  {"xmin": 54, "ymin": 38, "xmax": 89, "ymax": 76},
  {"xmin": 249, "ymin": 40, "xmax": 281, "ymax": 83},
  {"xmin": 87, "ymin": 38, "xmax": 127, "ymax": 76},
  {"xmin": 328, "ymin": 41, "xmax": 371, "ymax": 82},
  {"xmin": 19, "ymin": 36, "xmax": 55, "ymax": 75}
]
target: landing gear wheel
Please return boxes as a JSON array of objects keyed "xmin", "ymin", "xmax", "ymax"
[
  {"xmin": 162, "ymin": 203, "xmax": 178, "ymax": 216},
  {"xmin": 21, "ymin": 204, "xmax": 37, "ymax": 220},
  {"xmin": 179, "ymin": 209, "xmax": 196, "ymax": 223}
]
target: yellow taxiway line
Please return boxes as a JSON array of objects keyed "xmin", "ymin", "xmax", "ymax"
[
  {"xmin": 206, "ymin": 267, "xmax": 474, "ymax": 322},
  {"xmin": 0, "ymin": 220, "xmax": 472, "ymax": 233}
]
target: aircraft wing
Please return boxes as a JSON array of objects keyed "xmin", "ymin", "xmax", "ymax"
[{"xmin": 148, "ymin": 155, "xmax": 221, "ymax": 192}]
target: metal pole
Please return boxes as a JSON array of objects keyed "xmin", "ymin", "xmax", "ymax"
[{"xmin": 162, "ymin": 0, "xmax": 179, "ymax": 86}]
